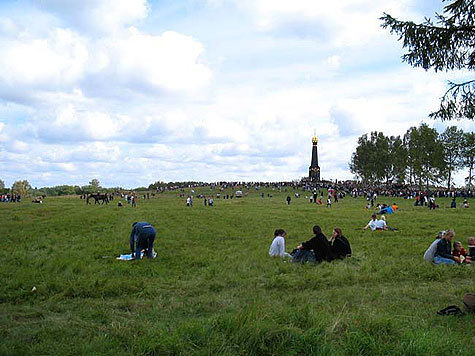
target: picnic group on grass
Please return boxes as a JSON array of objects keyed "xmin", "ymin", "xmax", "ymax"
[
  {"xmin": 269, "ymin": 225, "xmax": 351, "ymax": 263},
  {"xmin": 268, "ymin": 224, "xmax": 474, "ymax": 266},
  {"xmin": 424, "ymin": 231, "xmax": 474, "ymax": 265}
]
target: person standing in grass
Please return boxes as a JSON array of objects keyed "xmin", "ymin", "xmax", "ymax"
[
  {"xmin": 434, "ymin": 230, "xmax": 459, "ymax": 265},
  {"xmin": 330, "ymin": 227, "xmax": 351, "ymax": 259},
  {"xmin": 269, "ymin": 229, "xmax": 292, "ymax": 258},
  {"xmin": 130, "ymin": 222, "xmax": 157, "ymax": 260}
]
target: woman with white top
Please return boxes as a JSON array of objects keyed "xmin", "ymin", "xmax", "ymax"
[{"xmin": 269, "ymin": 229, "xmax": 292, "ymax": 258}]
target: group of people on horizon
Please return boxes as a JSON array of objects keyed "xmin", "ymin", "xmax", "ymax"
[{"xmin": 0, "ymin": 193, "xmax": 20, "ymax": 202}]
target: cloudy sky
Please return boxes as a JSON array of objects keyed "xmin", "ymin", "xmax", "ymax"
[{"xmin": 0, "ymin": 0, "xmax": 473, "ymax": 188}]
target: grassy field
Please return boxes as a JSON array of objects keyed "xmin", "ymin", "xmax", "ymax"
[{"xmin": 0, "ymin": 188, "xmax": 473, "ymax": 355}]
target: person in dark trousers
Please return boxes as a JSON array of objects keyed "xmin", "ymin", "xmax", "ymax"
[
  {"xmin": 330, "ymin": 227, "xmax": 351, "ymax": 259},
  {"xmin": 286, "ymin": 195, "xmax": 291, "ymax": 205},
  {"xmin": 297, "ymin": 225, "xmax": 334, "ymax": 262},
  {"xmin": 129, "ymin": 222, "xmax": 156, "ymax": 260}
]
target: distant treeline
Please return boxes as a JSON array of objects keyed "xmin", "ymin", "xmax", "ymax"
[{"xmin": 350, "ymin": 124, "xmax": 475, "ymax": 190}]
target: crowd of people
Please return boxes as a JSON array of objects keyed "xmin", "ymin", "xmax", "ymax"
[{"xmin": 0, "ymin": 193, "xmax": 21, "ymax": 202}]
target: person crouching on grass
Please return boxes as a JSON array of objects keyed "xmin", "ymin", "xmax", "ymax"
[
  {"xmin": 130, "ymin": 222, "xmax": 157, "ymax": 260},
  {"xmin": 269, "ymin": 229, "xmax": 292, "ymax": 259}
]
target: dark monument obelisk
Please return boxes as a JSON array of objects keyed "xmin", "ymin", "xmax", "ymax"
[{"xmin": 309, "ymin": 132, "xmax": 320, "ymax": 181}]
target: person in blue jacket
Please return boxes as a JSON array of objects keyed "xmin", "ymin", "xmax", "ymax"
[{"xmin": 129, "ymin": 222, "xmax": 156, "ymax": 260}]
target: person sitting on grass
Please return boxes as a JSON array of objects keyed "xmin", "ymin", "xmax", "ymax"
[
  {"xmin": 363, "ymin": 214, "xmax": 384, "ymax": 231},
  {"xmin": 424, "ymin": 230, "xmax": 445, "ymax": 263},
  {"xmin": 330, "ymin": 227, "xmax": 351, "ymax": 259},
  {"xmin": 451, "ymin": 198, "xmax": 457, "ymax": 208},
  {"xmin": 434, "ymin": 230, "xmax": 459, "ymax": 265},
  {"xmin": 376, "ymin": 215, "xmax": 388, "ymax": 230},
  {"xmin": 129, "ymin": 222, "xmax": 157, "ymax": 260},
  {"xmin": 293, "ymin": 225, "xmax": 333, "ymax": 263},
  {"xmin": 453, "ymin": 241, "xmax": 471, "ymax": 264},
  {"xmin": 469, "ymin": 237, "xmax": 475, "ymax": 260},
  {"xmin": 269, "ymin": 229, "xmax": 292, "ymax": 258}
]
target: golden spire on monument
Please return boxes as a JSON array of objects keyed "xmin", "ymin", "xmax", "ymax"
[{"xmin": 312, "ymin": 129, "xmax": 318, "ymax": 144}]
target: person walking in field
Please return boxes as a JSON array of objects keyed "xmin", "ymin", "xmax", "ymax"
[
  {"xmin": 269, "ymin": 229, "xmax": 292, "ymax": 258},
  {"xmin": 286, "ymin": 195, "xmax": 291, "ymax": 205},
  {"xmin": 129, "ymin": 222, "xmax": 157, "ymax": 260}
]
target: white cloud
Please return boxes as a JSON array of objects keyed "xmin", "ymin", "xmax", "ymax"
[
  {"xmin": 35, "ymin": 0, "xmax": 150, "ymax": 34},
  {"xmin": 99, "ymin": 28, "xmax": 212, "ymax": 92},
  {"xmin": 326, "ymin": 55, "xmax": 340, "ymax": 69},
  {"xmin": 232, "ymin": 0, "xmax": 419, "ymax": 46},
  {"xmin": 0, "ymin": 28, "xmax": 88, "ymax": 91},
  {"xmin": 0, "ymin": 0, "xmax": 470, "ymax": 188}
]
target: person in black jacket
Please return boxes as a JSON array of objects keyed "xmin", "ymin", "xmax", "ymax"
[
  {"xmin": 434, "ymin": 230, "xmax": 458, "ymax": 265},
  {"xmin": 297, "ymin": 225, "xmax": 334, "ymax": 262},
  {"xmin": 330, "ymin": 227, "xmax": 351, "ymax": 259}
]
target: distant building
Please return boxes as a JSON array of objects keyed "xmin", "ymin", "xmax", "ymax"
[{"xmin": 309, "ymin": 132, "xmax": 320, "ymax": 182}]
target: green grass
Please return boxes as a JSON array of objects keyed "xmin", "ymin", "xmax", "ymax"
[{"xmin": 0, "ymin": 189, "xmax": 473, "ymax": 355}]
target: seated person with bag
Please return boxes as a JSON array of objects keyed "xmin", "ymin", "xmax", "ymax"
[{"xmin": 293, "ymin": 225, "xmax": 333, "ymax": 263}]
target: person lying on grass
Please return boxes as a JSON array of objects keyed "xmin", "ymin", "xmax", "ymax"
[{"xmin": 269, "ymin": 229, "xmax": 292, "ymax": 259}]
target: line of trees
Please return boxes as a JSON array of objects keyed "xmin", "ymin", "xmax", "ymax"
[
  {"xmin": 0, "ymin": 179, "xmax": 124, "ymax": 197},
  {"xmin": 350, "ymin": 124, "xmax": 475, "ymax": 190}
]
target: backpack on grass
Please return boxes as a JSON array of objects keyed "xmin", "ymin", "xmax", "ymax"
[{"xmin": 463, "ymin": 293, "xmax": 475, "ymax": 313}]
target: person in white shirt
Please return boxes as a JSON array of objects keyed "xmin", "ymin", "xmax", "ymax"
[
  {"xmin": 363, "ymin": 214, "xmax": 378, "ymax": 230},
  {"xmin": 375, "ymin": 218, "xmax": 387, "ymax": 230},
  {"xmin": 269, "ymin": 229, "xmax": 292, "ymax": 258}
]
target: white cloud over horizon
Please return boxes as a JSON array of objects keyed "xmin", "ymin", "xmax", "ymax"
[{"xmin": 0, "ymin": 0, "xmax": 473, "ymax": 189}]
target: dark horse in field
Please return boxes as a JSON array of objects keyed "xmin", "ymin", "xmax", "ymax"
[{"xmin": 86, "ymin": 193, "xmax": 109, "ymax": 205}]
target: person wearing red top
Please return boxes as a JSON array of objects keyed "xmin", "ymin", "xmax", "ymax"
[{"xmin": 453, "ymin": 241, "xmax": 471, "ymax": 264}]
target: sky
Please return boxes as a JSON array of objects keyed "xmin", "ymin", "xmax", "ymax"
[{"xmin": 0, "ymin": 0, "xmax": 473, "ymax": 188}]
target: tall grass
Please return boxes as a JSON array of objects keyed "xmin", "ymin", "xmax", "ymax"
[{"xmin": 0, "ymin": 189, "xmax": 473, "ymax": 355}]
